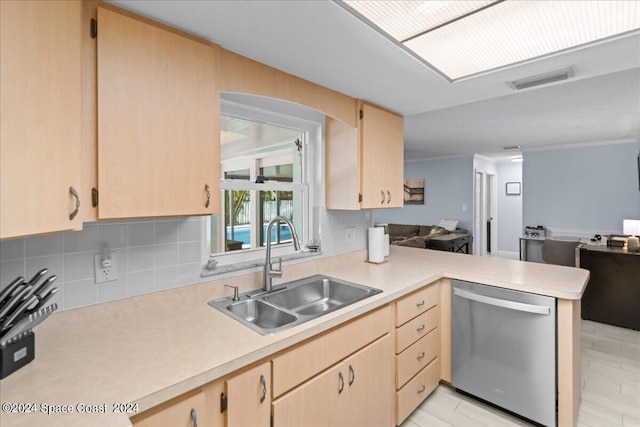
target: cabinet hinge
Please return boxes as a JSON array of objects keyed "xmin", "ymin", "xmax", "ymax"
[
  {"xmin": 91, "ymin": 188, "xmax": 98, "ymax": 208},
  {"xmin": 358, "ymin": 193, "xmax": 362, "ymax": 203},
  {"xmin": 359, "ymin": 109, "xmax": 363, "ymax": 119},
  {"xmin": 91, "ymin": 18, "xmax": 98, "ymax": 39},
  {"xmin": 220, "ymin": 392, "xmax": 227, "ymax": 413}
]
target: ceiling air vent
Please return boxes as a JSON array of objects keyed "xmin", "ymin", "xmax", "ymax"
[{"xmin": 507, "ymin": 67, "xmax": 574, "ymax": 90}]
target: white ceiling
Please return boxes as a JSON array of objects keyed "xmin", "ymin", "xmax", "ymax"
[{"xmin": 109, "ymin": 0, "xmax": 640, "ymax": 159}]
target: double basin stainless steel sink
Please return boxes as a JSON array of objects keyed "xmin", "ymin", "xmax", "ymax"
[{"xmin": 208, "ymin": 275, "xmax": 382, "ymax": 335}]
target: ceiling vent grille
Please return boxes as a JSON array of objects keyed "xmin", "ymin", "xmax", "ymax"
[{"xmin": 507, "ymin": 67, "xmax": 574, "ymax": 90}]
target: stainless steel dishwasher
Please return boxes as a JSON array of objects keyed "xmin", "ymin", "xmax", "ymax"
[{"xmin": 451, "ymin": 279, "xmax": 556, "ymax": 427}]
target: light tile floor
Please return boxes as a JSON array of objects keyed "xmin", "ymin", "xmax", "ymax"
[{"xmin": 401, "ymin": 320, "xmax": 640, "ymax": 427}]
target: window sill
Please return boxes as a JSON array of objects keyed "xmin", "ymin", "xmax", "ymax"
[{"xmin": 200, "ymin": 250, "xmax": 322, "ymax": 278}]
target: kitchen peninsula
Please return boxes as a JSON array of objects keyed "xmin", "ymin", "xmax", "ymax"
[{"xmin": 0, "ymin": 246, "xmax": 589, "ymax": 427}]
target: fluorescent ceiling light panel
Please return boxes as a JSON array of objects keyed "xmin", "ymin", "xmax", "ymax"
[{"xmin": 342, "ymin": 1, "xmax": 640, "ymax": 80}]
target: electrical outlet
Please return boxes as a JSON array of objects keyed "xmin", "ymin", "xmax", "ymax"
[
  {"xmin": 94, "ymin": 252, "xmax": 119, "ymax": 284},
  {"xmin": 345, "ymin": 227, "xmax": 356, "ymax": 243}
]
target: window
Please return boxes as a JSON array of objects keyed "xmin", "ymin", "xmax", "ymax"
[{"xmin": 206, "ymin": 98, "xmax": 320, "ymax": 262}]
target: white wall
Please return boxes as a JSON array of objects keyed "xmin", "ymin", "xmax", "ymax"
[
  {"xmin": 374, "ymin": 157, "xmax": 474, "ymax": 231},
  {"xmin": 523, "ymin": 141, "xmax": 640, "ymax": 234},
  {"xmin": 497, "ymin": 161, "xmax": 523, "ymax": 258}
]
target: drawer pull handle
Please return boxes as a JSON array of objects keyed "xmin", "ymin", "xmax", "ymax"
[
  {"xmin": 260, "ymin": 374, "xmax": 267, "ymax": 403},
  {"xmin": 338, "ymin": 372, "xmax": 345, "ymax": 394},
  {"xmin": 69, "ymin": 186, "xmax": 80, "ymax": 220},
  {"xmin": 190, "ymin": 408, "xmax": 198, "ymax": 427},
  {"xmin": 417, "ymin": 324, "xmax": 425, "ymax": 332},
  {"xmin": 348, "ymin": 364, "xmax": 355, "ymax": 386},
  {"xmin": 205, "ymin": 184, "xmax": 211, "ymax": 208},
  {"xmin": 417, "ymin": 385, "xmax": 426, "ymax": 394},
  {"xmin": 387, "ymin": 190, "xmax": 391, "ymax": 204},
  {"xmin": 416, "ymin": 300, "xmax": 425, "ymax": 308},
  {"xmin": 417, "ymin": 352, "xmax": 425, "ymax": 361},
  {"xmin": 380, "ymin": 190, "xmax": 385, "ymax": 204}
]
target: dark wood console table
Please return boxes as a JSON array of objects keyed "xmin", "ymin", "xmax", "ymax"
[
  {"xmin": 427, "ymin": 233, "xmax": 471, "ymax": 254},
  {"xmin": 578, "ymin": 244, "xmax": 640, "ymax": 330}
]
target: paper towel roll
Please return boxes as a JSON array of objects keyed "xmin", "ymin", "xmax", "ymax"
[
  {"xmin": 384, "ymin": 234, "xmax": 390, "ymax": 257},
  {"xmin": 368, "ymin": 227, "xmax": 385, "ymax": 263}
]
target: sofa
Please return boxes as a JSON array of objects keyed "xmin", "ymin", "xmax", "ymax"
[{"xmin": 386, "ymin": 223, "xmax": 471, "ymax": 249}]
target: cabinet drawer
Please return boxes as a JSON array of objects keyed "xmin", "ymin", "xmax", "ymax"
[
  {"xmin": 396, "ymin": 327, "xmax": 439, "ymax": 389},
  {"xmin": 272, "ymin": 305, "xmax": 391, "ymax": 398},
  {"xmin": 395, "ymin": 282, "xmax": 439, "ymax": 326},
  {"xmin": 396, "ymin": 357, "xmax": 440, "ymax": 426},
  {"xmin": 396, "ymin": 305, "xmax": 439, "ymax": 353}
]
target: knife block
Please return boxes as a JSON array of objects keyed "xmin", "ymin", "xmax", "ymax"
[{"xmin": 0, "ymin": 332, "xmax": 35, "ymax": 379}]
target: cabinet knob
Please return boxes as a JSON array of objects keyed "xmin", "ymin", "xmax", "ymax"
[
  {"xmin": 204, "ymin": 184, "xmax": 211, "ymax": 208},
  {"xmin": 380, "ymin": 190, "xmax": 385, "ymax": 204},
  {"xmin": 260, "ymin": 374, "xmax": 267, "ymax": 403},
  {"xmin": 338, "ymin": 372, "xmax": 345, "ymax": 394},
  {"xmin": 190, "ymin": 408, "xmax": 198, "ymax": 427},
  {"xmin": 69, "ymin": 186, "xmax": 80, "ymax": 220},
  {"xmin": 348, "ymin": 364, "xmax": 355, "ymax": 386},
  {"xmin": 387, "ymin": 190, "xmax": 391, "ymax": 204}
]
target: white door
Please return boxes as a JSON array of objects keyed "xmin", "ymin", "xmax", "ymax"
[{"xmin": 486, "ymin": 174, "xmax": 498, "ymax": 255}]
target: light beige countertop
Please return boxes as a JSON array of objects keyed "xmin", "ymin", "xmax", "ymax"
[{"xmin": 0, "ymin": 246, "xmax": 589, "ymax": 427}]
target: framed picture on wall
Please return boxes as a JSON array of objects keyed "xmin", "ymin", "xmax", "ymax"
[
  {"xmin": 404, "ymin": 179, "xmax": 425, "ymax": 204},
  {"xmin": 506, "ymin": 182, "xmax": 521, "ymax": 195}
]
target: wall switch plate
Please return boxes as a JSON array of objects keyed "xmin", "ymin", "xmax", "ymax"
[
  {"xmin": 345, "ymin": 227, "xmax": 356, "ymax": 243},
  {"xmin": 94, "ymin": 252, "xmax": 119, "ymax": 284},
  {"xmin": 462, "ymin": 204, "xmax": 468, "ymax": 212}
]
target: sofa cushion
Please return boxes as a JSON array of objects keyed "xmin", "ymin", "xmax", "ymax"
[
  {"xmin": 393, "ymin": 236, "xmax": 428, "ymax": 249},
  {"xmin": 438, "ymin": 219, "xmax": 459, "ymax": 231},
  {"xmin": 419, "ymin": 225, "xmax": 448, "ymax": 236},
  {"xmin": 388, "ymin": 224, "xmax": 420, "ymax": 238}
]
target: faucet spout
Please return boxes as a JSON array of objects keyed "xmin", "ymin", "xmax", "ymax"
[{"xmin": 263, "ymin": 216, "xmax": 300, "ymax": 292}]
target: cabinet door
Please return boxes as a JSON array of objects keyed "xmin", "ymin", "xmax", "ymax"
[
  {"xmin": 133, "ymin": 391, "xmax": 209, "ymax": 427},
  {"xmin": 97, "ymin": 7, "xmax": 220, "ymax": 219},
  {"xmin": 359, "ymin": 102, "xmax": 403, "ymax": 209},
  {"xmin": 226, "ymin": 361, "xmax": 270, "ymax": 427},
  {"xmin": 273, "ymin": 335, "xmax": 392, "ymax": 427},
  {"xmin": 272, "ymin": 355, "xmax": 346, "ymax": 427},
  {"xmin": 344, "ymin": 335, "xmax": 393, "ymax": 427},
  {"xmin": 0, "ymin": 0, "xmax": 82, "ymax": 239}
]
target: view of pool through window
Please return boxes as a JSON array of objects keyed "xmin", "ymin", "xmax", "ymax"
[{"xmin": 215, "ymin": 114, "xmax": 305, "ymax": 253}]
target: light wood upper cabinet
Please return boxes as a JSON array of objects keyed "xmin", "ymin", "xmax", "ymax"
[
  {"xmin": 359, "ymin": 102, "xmax": 404, "ymax": 209},
  {"xmin": 226, "ymin": 361, "xmax": 271, "ymax": 427},
  {"xmin": 326, "ymin": 101, "xmax": 403, "ymax": 210},
  {"xmin": 0, "ymin": 0, "xmax": 83, "ymax": 239},
  {"xmin": 97, "ymin": 7, "xmax": 220, "ymax": 219}
]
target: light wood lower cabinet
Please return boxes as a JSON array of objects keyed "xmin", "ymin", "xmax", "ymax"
[
  {"xmin": 394, "ymin": 281, "xmax": 441, "ymax": 425},
  {"xmin": 272, "ymin": 335, "xmax": 393, "ymax": 427},
  {"xmin": 132, "ymin": 380, "xmax": 224, "ymax": 427},
  {"xmin": 226, "ymin": 361, "xmax": 271, "ymax": 427}
]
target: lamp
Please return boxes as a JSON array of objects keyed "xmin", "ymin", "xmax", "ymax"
[{"xmin": 623, "ymin": 219, "xmax": 640, "ymax": 252}]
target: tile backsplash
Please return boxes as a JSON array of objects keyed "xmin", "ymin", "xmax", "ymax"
[
  {"xmin": 0, "ymin": 218, "xmax": 205, "ymax": 311},
  {"xmin": 0, "ymin": 210, "xmax": 371, "ymax": 312}
]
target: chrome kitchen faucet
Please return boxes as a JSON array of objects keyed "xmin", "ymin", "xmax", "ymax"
[{"xmin": 263, "ymin": 216, "xmax": 300, "ymax": 292}]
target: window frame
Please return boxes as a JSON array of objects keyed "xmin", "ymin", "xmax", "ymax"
[{"xmin": 204, "ymin": 99, "xmax": 319, "ymax": 265}]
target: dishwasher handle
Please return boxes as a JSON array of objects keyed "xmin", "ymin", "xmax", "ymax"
[{"xmin": 453, "ymin": 287, "xmax": 550, "ymax": 315}]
